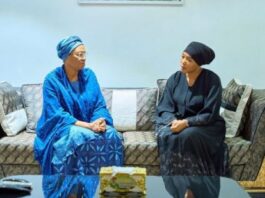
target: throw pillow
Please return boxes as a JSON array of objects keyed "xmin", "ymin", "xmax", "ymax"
[
  {"xmin": 0, "ymin": 82, "xmax": 25, "ymax": 136},
  {"xmin": 101, "ymin": 88, "xmax": 157, "ymax": 132},
  {"xmin": 1, "ymin": 109, "xmax": 27, "ymax": 136},
  {"xmin": 156, "ymin": 79, "xmax": 167, "ymax": 103},
  {"xmin": 21, "ymin": 84, "xmax": 43, "ymax": 133},
  {"xmin": 221, "ymin": 79, "xmax": 252, "ymax": 138}
]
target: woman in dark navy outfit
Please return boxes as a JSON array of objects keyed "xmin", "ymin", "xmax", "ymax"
[{"xmin": 156, "ymin": 42, "xmax": 226, "ymax": 176}]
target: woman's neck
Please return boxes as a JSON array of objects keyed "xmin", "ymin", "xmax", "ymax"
[
  {"xmin": 64, "ymin": 64, "xmax": 79, "ymax": 82},
  {"xmin": 186, "ymin": 67, "xmax": 202, "ymax": 86}
]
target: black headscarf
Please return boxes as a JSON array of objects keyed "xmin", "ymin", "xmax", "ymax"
[{"xmin": 184, "ymin": 42, "xmax": 215, "ymax": 66}]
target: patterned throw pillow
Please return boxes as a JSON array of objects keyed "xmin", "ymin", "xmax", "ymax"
[
  {"xmin": 156, "ymin": 79, "xmax": 167, "ymax": 103},
  {"xmin": 0, "ymin": 82, "xmax": 26, "ymax": 136},
  {"xmin": 21, "ymin": 84, "xmax": 43, "ymax": 133},
  {"xmin": 221, "ymin": 79, "xmax": 252, "ymax": 138},
  {"xmin": 101, "ymin": 88, "xmax": 157, "ymax": 132}
]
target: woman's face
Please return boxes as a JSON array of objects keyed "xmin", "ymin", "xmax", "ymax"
[
  {"xmin": 65, "ymin": 45, "xmax": 86, "ymax": 71},
  {"xmin": 180, "ymin": 52, "xmax": 200, "ymax": 74}
]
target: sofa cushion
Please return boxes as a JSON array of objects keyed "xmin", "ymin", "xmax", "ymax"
[
  {"xmin": 225, "ymin": 136, "xmax": 251, "ymax": 165},
  {"xmin": 156, "ymin": 79, "xmax": 167, "ymax": 103},
  {"xmin": 0, "ymin": 131, "xmax": 37, "ymax": 165},
  {"xmin": 102, "ymin": 88, "xmax": 157, "ymax": 132},
  {"xmin": 21, "ymin": 84, "xmax": 43, "ymax": 133},
  {"xmin": 0, "ymin": 82, "xmax": 26, "ymax": 136},
  {"xmin": 1, "ymin": 109, "xmax": 27, "ymax": 136},
  {"xmin": 1, "ymin": 164, "xmax": 40, "ymax": 177},
  {"xmin": 221, "ymin": 79, "xmax": 252, "ymax": 137},
  {"xmin": 122, "ymin": 131, "xmax": 159, "ymax": 166}
]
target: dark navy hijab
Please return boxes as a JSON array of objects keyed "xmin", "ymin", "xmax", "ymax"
[{"xmin": 184, "ymin": 41, "xmax": 215, "ymax": 66}]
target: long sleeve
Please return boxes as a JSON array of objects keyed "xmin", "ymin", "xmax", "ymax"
[
  {"xmin": 156, "ymin": 74, "xmax": 178, "ymax": 125},
  {"xmin": 186, "ymin": 75, "xmax": 222, "ymax": 126},
  {"xmin": 89, "ymin": 72, "xmax": 113, "ymax": 126},
  {"xmin": 36, "ymin": 76, "xmax": 77, "ymax": 138}
]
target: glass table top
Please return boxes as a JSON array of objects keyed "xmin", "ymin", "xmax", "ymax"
[{"xmin": 0, "ymin": 175, "xmax": 251, "ymax": 198}]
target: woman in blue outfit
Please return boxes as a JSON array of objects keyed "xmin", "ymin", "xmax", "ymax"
[
  {"xmin": 34, "ymin": 36, "xmax": 123, "ymax": 175},
  {"xmin": 156, "ymin": 42, "xmax": 227, "ymax": 176}
]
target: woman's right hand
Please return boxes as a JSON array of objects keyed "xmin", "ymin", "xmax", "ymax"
[{"xmin": 170, "ymin": 119, "xmax": 188, "ymax": 133}]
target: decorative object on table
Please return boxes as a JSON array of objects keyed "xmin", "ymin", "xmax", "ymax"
[
  {"xmin": 100, "ymin": 166, "xmax": 146, "ymax": 196},
  {"xmin": 0, "ymin": 177, "xmax": 32, "ymax": 196}
]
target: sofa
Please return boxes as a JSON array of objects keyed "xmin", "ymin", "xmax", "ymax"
[{"xmin": 0, "ymin": 79, "xmax": 265, "ymax": 190}]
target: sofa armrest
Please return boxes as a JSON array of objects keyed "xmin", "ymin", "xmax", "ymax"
[
  {"xmin": 240, "ymin": 89, "xmax": 265, "ymax": 180},
  {"xmin": 242, "ymin": 89, "xmax": 265, "ymax": 141}
]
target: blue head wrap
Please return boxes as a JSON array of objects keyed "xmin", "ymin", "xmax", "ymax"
[{"xmin": 56, "ymin": 36, "xmax": 83, "ymax": 60}]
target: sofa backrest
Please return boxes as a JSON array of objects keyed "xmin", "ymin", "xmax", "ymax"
[
  {"xmin": 18, "ymin": 84, "xmax": 158, "ymax": 133},
  {"xmin": 21, "ymin": 84, "xmax": 43, "ymax": 133},
  {"xmin": 6, "ymin": 81, "xmax": 263, "ymax": 140},
  {"xmin": 101, "ymin": 88, "xmax": 157, "ymax": 132}
]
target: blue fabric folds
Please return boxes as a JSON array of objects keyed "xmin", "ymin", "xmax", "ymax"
[
  {"xmin": 57, "ymin": 36, "xmax": 83, "ymax": 60},
  {"xmin": 34, "ymin": 66, "xmax": 123, "ymax": 174},
  {"xmin": 42, "ymin": 174, "xmax": 99, "ymax": 198},
  {"xmin": 52, "ymin": 125, "xmax": 123, "ymax": 175}
]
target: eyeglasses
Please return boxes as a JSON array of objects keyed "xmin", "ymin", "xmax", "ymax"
[{"xmin": 73, "ymin": 52, "xmax": 86, "ymax": 59}]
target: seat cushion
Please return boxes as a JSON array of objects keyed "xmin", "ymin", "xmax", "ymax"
[
  {"xmin": 0, "ymin": 131, "xmax": 37, "ymax": 165},
  {"xmin": 225, "ymin": 136, "xmax": 251, "ymax": 165},
  {"xmin": 122, "ymin": 131, "xmax": 159, "ymax": 166}
]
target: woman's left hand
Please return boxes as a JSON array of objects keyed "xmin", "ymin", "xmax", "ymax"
[
  {"xmin": 170, "ymin": 119, "xmax": 188, "ymax": 133},
  {"xmin": 94, "ymin": 118, "xmax": 106, "ymax": 132}
]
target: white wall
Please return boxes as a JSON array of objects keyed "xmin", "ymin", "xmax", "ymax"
[{"xmin": 0, "ymin": 0, "xmax": 264, "ymax": 88}]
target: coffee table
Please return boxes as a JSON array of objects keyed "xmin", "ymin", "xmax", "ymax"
[{"xmin": 1, "ymin": 175, "xmax": 250, "ymax": 198}]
